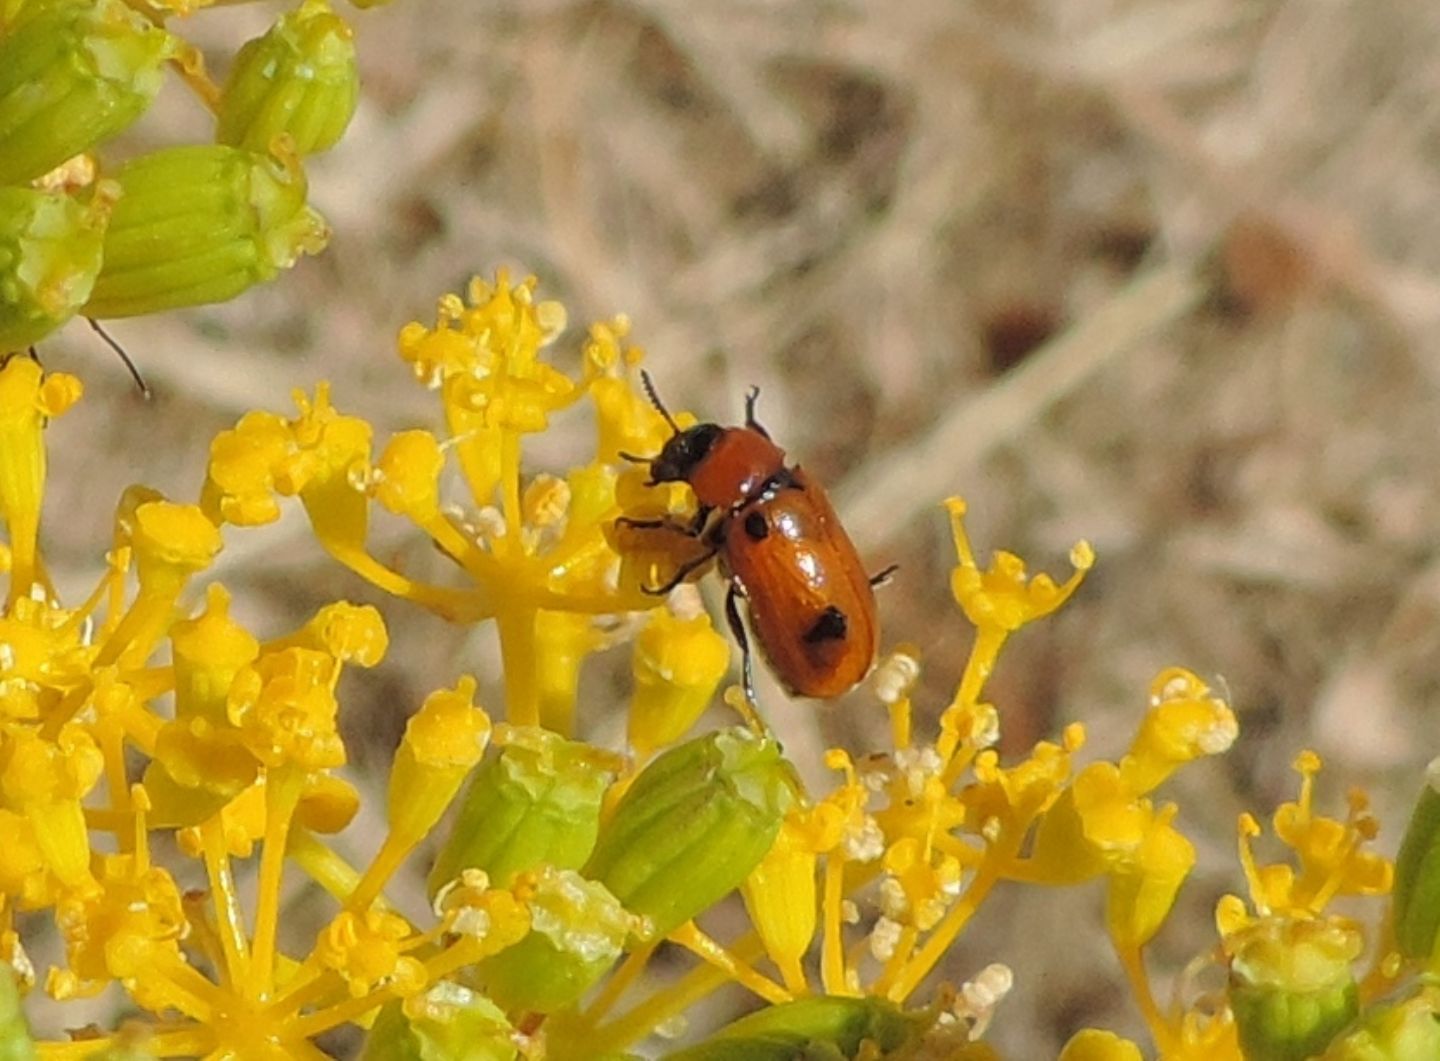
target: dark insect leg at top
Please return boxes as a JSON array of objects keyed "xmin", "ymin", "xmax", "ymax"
[{"xmin": 744, "ymin": 385, "xmax": 771, "ymax": 439}]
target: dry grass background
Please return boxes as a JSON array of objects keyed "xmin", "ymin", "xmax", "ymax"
[{"xmin": 28, "ymin": 0, "xmax": 1440, "ymax": 1055}]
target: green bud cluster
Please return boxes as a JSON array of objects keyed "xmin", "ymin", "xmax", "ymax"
[{"xmin": 0, "ymin": 0, "xmax": 372, "ymax": 353}]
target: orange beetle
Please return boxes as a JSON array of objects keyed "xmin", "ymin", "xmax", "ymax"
[{"xmin": 621, "ymin": 372, "xmax": 892, "ymax": 702}]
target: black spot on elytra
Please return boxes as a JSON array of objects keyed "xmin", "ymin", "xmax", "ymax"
[
  {"xmin": 803, "ymin": 605, "xmax": 848, "ymax": 644},
  {"xmin": 743, "ymin": 511, "xmax": 769, "ymax": 541}
]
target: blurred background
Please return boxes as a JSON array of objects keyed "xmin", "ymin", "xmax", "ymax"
[{"xmin": 34, "ymin": 0, "xmax": 1440, "ymax": 1054}]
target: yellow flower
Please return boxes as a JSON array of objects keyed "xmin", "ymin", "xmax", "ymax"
[
  {"xmin": 205, "ymin": 273, "xmax": 685, "ymax": 734},
  {"xmin": 51, "ymin": 850, "xmax": 188, "ymax": 1007},
  {"xmin": 629, "ymin": 590, "xmax": 730, "ymax": 757},
  {"xmin": 1, "ymin": 723, "xmax": 102, "ymax": 890},
  {"xmin": 1060, "ymin": 1028, "xmax": 1144, "ymax": 1061},
  {"xmin": 314, "ymin": 908, "xmax": 427, "ymax": 999},
  {"xmin": 1228, "ymin": 752, "xmax": 1392, "ymax": 925},
  {"xmin": 0, "ymin": 357, "xmax": 82, "ymax": 598},
  {"xmin": 227, "ymin": 647, "xmax": 345, "ymax": 771}
]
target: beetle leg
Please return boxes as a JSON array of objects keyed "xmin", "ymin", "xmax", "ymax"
[
  {"xmin": 725, "ymin": 582, "xmax": 757, "ymax": 708},
  {"xmin": 644, "ymin": 546, "xmax": 718, "ymax": 595},
  {"xmin": 689, "ymin": 504, "xmax": 714, "ymax": 536},
  {"xmin": 616, "ymin": 515, "xmax": 694, "ymax": 536},
  {"xmin": 744, "ymin": 385, "xmax": 772, "ymax": 439},
  {"xmin": 616, "ymin": 507, "xmax": 714, "ymax": 543},
  {"xmin": 869, "ymin": 563, "xmax": 900, "ymax": 587}
]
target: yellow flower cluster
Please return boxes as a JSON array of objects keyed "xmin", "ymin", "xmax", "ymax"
[{"xmin": 0, "ymin": 270, "xmax": 1425, "ymax": 1060}]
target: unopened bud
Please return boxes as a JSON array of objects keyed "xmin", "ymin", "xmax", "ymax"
[
  {"xmin": 474, "ymin": 867, "xmax": 633, "ymax": 1013},
  {"xmin": 1228, "ymin": 916, "xmax": 1362, "ymax": 1061},
  {"xmin": 584, "ymin": 727, "xmax": 795, "ymax": 937},
  {"xmin": 216, "ymin": 0, "xmax": 359, "ymax": 157},
  {"xmin": 83, "ymin": 144, "xmax": 328, "ymax": 319},
  {"xmin": 428, "ymin": 727, "xmax": 617, "ymax": 894},
  {"xmin": 1392, "ymin": 760, "xmax": 1440, "ymax": 960},
  {"xmin": 0, "ymin": 964, "xmax": 34, "ymax": 1057},
  {"xmin": 0, "ymin": 184, "xmax": 113, "ymax": 351},
  {"xmin": 1318, "ymin": 987, "xmax": 1440, "ymax": 1060},
  {"xmin": 0, "ymin": 0, "xmax": 174, "ymax": 184},
  {"xmin": 362, "ymin": 983, "xmax": 516, "ymax": 1061}
]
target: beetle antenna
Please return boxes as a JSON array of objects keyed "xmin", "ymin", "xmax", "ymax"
[
  {"xmin": 87, "ymin": 318, "xmax": 151, "ymax": 399},
  {"xmin": 638, "ymin": 369, "xmax": 679, "ymax": 433}
]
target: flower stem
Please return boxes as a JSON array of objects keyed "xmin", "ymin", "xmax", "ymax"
[
  {"xmin": 497, "ymin": 605, "xmax": 540, "ymax": 728},
  {"xmin": 200, "ymin": 815, "xmax": 250, "ymax": 989},
  {"xmin": 250, "ymin": 766, "xmax": 305, "ymax": 1000}
]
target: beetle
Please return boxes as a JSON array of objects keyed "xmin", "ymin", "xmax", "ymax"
[{"xmin": 620, "ymin": 371, "xmax": 893, "ymax": 703}]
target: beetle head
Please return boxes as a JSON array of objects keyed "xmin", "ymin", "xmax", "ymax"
[{"xmin": 648, "ymin": 423, "xmax": 723, "ymax": 484}]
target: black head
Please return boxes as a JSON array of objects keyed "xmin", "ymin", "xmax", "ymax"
[{"xmin": 649, "ymin": 423, "xmax": 723, "ymax": 484}]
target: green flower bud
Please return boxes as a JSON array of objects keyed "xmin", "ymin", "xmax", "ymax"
[
  {"xmin": 216, "ymin": 0, "xmax": 358, "ymax": 157},
  {"xmin": 83, "ymin": 144, "xmax": 329, "ymax": 319},
  {"xmin": 584, "ymin": 727, "xmax": 795, "ymax": 938},
  {"xmin": 0, "ymin": 0, "xmax": 174, "ymax": 184},
  {"xmin": 0, "ymin": 965, "xmax": 34, "ymax": 1061},
  {"xmin": 1392, "ymin": 761, "xmax": 1440, "ymax": 960},
  {"xmin": 475, "ymin": 866, "xmax": 634, "ymax": 1013},
  {"xmin": 1228, "ymin": 917, "xmax": 1362, "ymax": 1061},
  {"xmin": 362, "ymin": 983, "xmax": 516, "ymax": 1061},
  {"xmin": 661, "ymin": 997, "xmax": 923, "ymax": 1061},
  {"xmin": 428, "ymin": 727, "xmax": 618, "ymax": 894},
  {"xmin": 1318, "ymin": 986, "xmax": 1440, "ymax": 1060},
  {"xmin": 0, "ymin": 183, "xmax": 114, "ymax": 352}
]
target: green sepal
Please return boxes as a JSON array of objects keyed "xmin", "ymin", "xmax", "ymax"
[
  {"xmin": 361, "ymin": 985, "xmax": 517, "ymax": 1061},
  {"xmin": 429, "ymin": 728, "xmax": 617, "ymax": 894},
  {"xmin": 1231, "ymin": 980, "xmax": 1359, "ymax": 1061},
  {"xmin": 0, "ymin": 0, "xmax": 174, "ymax": 184},
  {"xmin": 1393, "ymin": 777, "xmax": 1440, "ymax": 960},
  {"xmin": 216, "ymin": 0, "xmax": 359, "ymax": 156},
  {"xmin": 661, "ymin": 997, "xmax": 924, "ymax": 1061},
  {"xmin": 1228, "ymin": 918, "xmax": 1363, "ymax": 1061},
  {"xmin": 0, "ymin": 183, "xmax": 114, "ymax": 352},
  {"xmin": 83, "ymin": 144, "xmax": 329, "ymax": 319},
  {"xmin": 584, "ymin": 727, "xmax": 795, "ymax": 938}
]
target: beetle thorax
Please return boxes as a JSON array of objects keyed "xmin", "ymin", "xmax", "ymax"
[{"xmin": 687, "ymin": 427, "xmax": 788, "ymax": 509}]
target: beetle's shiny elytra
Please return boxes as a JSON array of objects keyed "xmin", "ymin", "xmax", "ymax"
[{"xmin": 620, "ymin": 372, "xmax": 889, "ymax": 703}]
